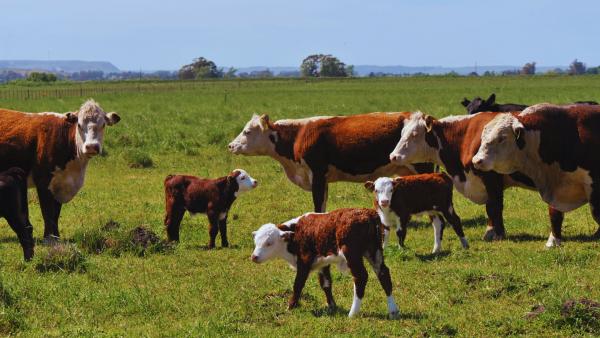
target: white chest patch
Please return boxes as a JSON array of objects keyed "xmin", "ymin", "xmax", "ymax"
[
  {"xmin": 311, "ymin": 250, "xmax": 348, "ymax": 272},
  {"xmin": 48, "ymin": 158, "xmax": 89, "ymax": 203},
  {"xmin": 452, "ymin": 171, "xmax": 489, "ymax": 204},
  {"xmin": 276, "ymin": 156, "xmax": 313, "ymax": 191},
  {"xmin": 377, "ymin": 207, "xmax": 401, "ymax": 229}
]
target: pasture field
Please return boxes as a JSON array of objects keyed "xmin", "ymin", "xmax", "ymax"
[{"xmin": 1, "ymin": 76, "xmax": 600, "ymax": 337}]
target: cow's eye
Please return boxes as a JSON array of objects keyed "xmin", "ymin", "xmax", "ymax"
[
  {"xmin": 498, "ymin": 136, "xmax": 505, "ymax": 144},
  {"xmin": 265, "ymin": 241, "xmax": 273, "ymax": 247},
  {"xmin": 243, "ymin": 130, "xmax": 250, "ymax": 135},
  {"xmin": 240, "ymin": 175, "xmax": 246, "ymax": 180}
]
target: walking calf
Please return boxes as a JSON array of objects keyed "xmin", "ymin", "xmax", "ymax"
[
  {"xmin": 251, "ymin": 208, "xmax": 400, "ymax": 318},
  {"xmin": 164, "ymin": 169, "xmax": 257, "ymax": 248},
  {"xmin": 0, "ymin": 167, "xmax": 34, "ymax": 260},
  {"xmin": 365, "ymin": 174, "xmax": 468, "ymax": 253}
]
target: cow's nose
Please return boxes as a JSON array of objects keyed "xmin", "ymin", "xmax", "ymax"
[
  {"xmin": 85, "ymin": 143, "xmax": 100, "ymax": 154},
  {"xmin": 380, "ymin": 200, "xmax": 390, "ymax": 207},
  {"xmin": 228, "ymin": 143, "xmax": 235, "ymax": 150},
  {"xmin": 252, "ymin": 180, "xmax": 258, "ymax": 188},
  {"xmin": 389, "ymin": 154, "xmax": 399, "ymax": 162},
  {"xmin": 251, "ymin": 254, "xmax": 259, "ymax": 263},
  {"xmin": 472, "ymin": 157, "xmax": 483, "ymax": 166}
]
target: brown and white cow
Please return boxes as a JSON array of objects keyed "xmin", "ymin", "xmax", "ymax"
[
  {"xmin": 251, "ymin": 208, "xmax": 400, "ymax": 318},
  {"xmin": 364, "ymin": 174, "xmax": 468, "ymax": 253},
  {"xmin": 472, "ymin": 104, "xmax": 600, "ymax": 245},
  {"xmin": 228, "ymin": 113, "xmax": 433, "ymax": 212},
  {"xmin": 388, "ymin": 111, "xmax": 565, "ymax": 246},
  {"xmin": 0, "ymin": 100, "xmax": 120, "ymax": 239},
  {"xmin": 163, "ymin": 169, "xmax": 258, "ymax": 248}
]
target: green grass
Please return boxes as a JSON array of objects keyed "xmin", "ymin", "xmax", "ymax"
[{"xmin": 1, "ymin": 76, "xmax": 600, "ymax": 336}]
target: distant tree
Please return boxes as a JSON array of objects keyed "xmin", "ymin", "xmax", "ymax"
[
  {"xmin": 178, "ymin": 57, "xmax": 222, "ymax": 79},
  {"xmin": 249, "ymin": 69, "xmax": 273, "ymax": 78},
  {"xmin": 483, "ymin": 71, "xmax": 496, "ymax": 76},
  {"xmin": 521, "ymin": 62, "xmax": 536, "ymax": 75},
  {"xmin": 501, "ymin": 69, "xmax": 519, "ymax": 76},
  {"xmin": 345, "ymin": 65, "xmax": 355, "ymax": 77},
  {"xmin": 70, "ymin": 71, "xmax": 104, "ymax": 81},
  {"xmin": 545, "ymin": 68, "xmax": 565, "ymax": 75},
  {"xmin": 27, "ymin": 72, "xmax": 57, "ymax": 82},
  {"xmin": 569, "ymin": 59, "xmax": 586, "ymax": 75},
  {"xmin": 224, "ymin": 67, "xmax": 238, "ymax": 78},
  {"xmin": 300, "ymin": 54, "xmax": 348, "ymax": 77},
  {"xmin": 468, "ymin": 71, "xmax": 479, "ymax": 77},
  {"xmin": 445, "ymin": 71, "xmax": 460, "ymax": 77},
  {"xmin": 278, "ymin": 70, "xmax": 301, "ymax": 77},
  {"xmin": 586, "ymin": 66, "xmax": 600, "ymax": 75}
]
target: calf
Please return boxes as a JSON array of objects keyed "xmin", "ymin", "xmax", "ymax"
[
  {"xmin": 251, "ymin": 208, "xmax": 400, "ymax": 319},
  {"xmin": 164, "ymin": 169, "xmax": 257, "ymax": 248},
  {"xmin": 365, "ymin": 174, "xmax": 468, "ymax": 253},
  {"xmin": 462, "ymin": 93, "xmax": 598, "ymax": 115},
  {"xmin": 0, "ymin": 168, "xmax": 34, "ymax": 260}
]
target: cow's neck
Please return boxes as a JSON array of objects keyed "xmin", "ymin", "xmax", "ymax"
[
  {"xmin": 270, "ymin": 122, "xmax": 301, "ymax": 161},
  {"xmin": 432, "ymin": 121, "xmax": 468, "ymax": 180}
]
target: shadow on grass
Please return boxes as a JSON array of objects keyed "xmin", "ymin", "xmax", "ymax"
[
  {"xmin": 311, "ymin": 306, "xmax": 426, "ymax": 321},
  {"xmin": 461, "ymin": 215, "xmax": 487, "ymax": 228},
  {"xmin": 190, "ymin": 244, "xmax": 242, "ymax": 251},
  {"xmin": 0, "ymin": 236, "xmax": 21, "ymax": 244},
  {"xmin": 403, "ymin": 215, "xmax": 486, "ymax": 230},
  {"xmin": 507, "ymin": 232, "xmax": 600, "ymax": 243},
  {"xmin": 416, "ymin": 251, "xmax": 451, "ymax": 262}
]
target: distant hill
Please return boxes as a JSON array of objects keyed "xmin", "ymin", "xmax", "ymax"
[{"xmin": 0, "ymin": 60, "xmax": 120, "ymax": 73}]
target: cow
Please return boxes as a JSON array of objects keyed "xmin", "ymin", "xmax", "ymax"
[
  {"xmin": 364, "ymin": 174, "xmax": 468, "ymax": 253},
  {"xmin": 164, "ymin": 169, "xmax": 257, "ymax": 248},
  {"xmin": 388, "ymin": 111, "xmax": 565, "ymax": 246},
  {"xmin": 251, "ymin": 208, "xmax": 400, "ymax": 319},
  {"xmin": 228, "ymin": 113, "xmax": 433, "ymax": 212},
  {"xmin": 0, "ymin": 167, "xmax": 34, "ymax": 260},
  {"xmin": 461, "ymin": 93, "xmax": 527, "ymax": 115},
  {"xmin": 461, "ymin": 93, "xmax": 598, "ymax": 115},
  {"xmin": 472, "ymin": 104, "xmax": 600, "ymax": 245},
  {"xmin": 0, "ymin": 100, "xmax": 120, "ymax": 240}
]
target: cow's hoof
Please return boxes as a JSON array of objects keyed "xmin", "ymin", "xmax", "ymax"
[
  {"xmin": 483, "ymin": 230, "xmax": 504, "ymax": 241},
  {"xmin": 42, "ymin": 236, "xmax": 60, "ymax": 246},
  {"xmin": 23, "ymin": 247, "xmax": 34, "ymax": 261},
  {"xmin": 388, "ymin": 310, "xmax": 400, "ymax": 320},
  {"xmin": 431, "ymin": 247, "xmax": 442, "ymax": 254}
]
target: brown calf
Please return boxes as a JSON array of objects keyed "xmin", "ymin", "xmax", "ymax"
[
  {"xmin": 163, "ymin": 169, "xmax": 257, "ymax": 248},
  {"xmin": 251, "ymin": 208, "xmax": 400, "ymax": 318},
  {"xmin": 365, "ymin": 174, "xmax": 468, "ymax": 253}
]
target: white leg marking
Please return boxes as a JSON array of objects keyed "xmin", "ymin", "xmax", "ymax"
[
  {"xmin": 383, "ymin": 229, "xmax": 390, "ymax": 249},
  {"xmin": 432, "ymin": 216, "xmax": 443, "ymax": 254},
  {"xmin": 387, "ymin": 295, "xmax": 400, "ymax": 318},
  {"xmin": 219, "ymin": 212, "xmax": 227, "ymax": 221},
  {"xmin": 348, "ymin": 284, "xmax": 362, "ymax": 318},
  {"xmin": 545, "ymin": 233, "xmax": 561, "ymax": 248}
]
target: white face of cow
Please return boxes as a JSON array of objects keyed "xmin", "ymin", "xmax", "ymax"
[
  {"xmin": 232, "ymin": 169, "xmax": 258, "ymax": 194},
  {"xmin": 389, "ymin": 112, "xmax": 435, "ymax": 164},
  {"xmin": 69, "ymin": 100, "xmax": 120, "ymax": 158},
  {"xmin": 472, "ymin": 114, "xmax": 525, "ymax": 173},
  {"xmin": 365, "ymin": 177, "xmax": 396, "ymax": 209},
  {"xmin": 228, "ymin": 114, "xmax": 277, "ymax": 156},
  {"xmin": 251, "ymin": 223, "xmax": 293, "ymax": 263}
]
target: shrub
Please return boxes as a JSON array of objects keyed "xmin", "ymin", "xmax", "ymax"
[{"xmin": 36, "ymin": 242, "xmax": 88, "ymax": 273}]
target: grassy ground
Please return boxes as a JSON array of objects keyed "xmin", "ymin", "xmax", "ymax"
[{"xmin": 1, "ymin": 76, "xmax": 600, "ymax": 336}]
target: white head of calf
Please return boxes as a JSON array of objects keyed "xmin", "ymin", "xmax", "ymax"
[
  {"xmin": 365, "ymin": 177, "xmax": 400, "ymax": 209},
  {"xmin": 66, "ymin": 99, "xmax": 120, "ymax": 158},
  {"xmin": 228, "ymin": 114, "xmax": 278, "ymax": 155},
  {"xmin": 251, "ymin": 223, "xmax": 293, "ymax": 264},
  {"xmin": 231, "ymin": 169, "xmax": 258, "ymax": 195}
]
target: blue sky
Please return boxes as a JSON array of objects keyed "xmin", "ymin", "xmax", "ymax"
[{"xmin": 1, "ymin": 0, "xmax": 598, "ymax": 70}]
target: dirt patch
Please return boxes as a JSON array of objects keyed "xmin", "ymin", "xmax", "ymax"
[
  {"xmin": 525, "ymin": 304, "xmax": 545, "ymax": 320},
  {"xmin": 130, "ymin": 226, "xmax": 161, "ymax": 248}
]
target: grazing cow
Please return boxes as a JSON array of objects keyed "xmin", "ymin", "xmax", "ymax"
[
  {"xmin": 462, "ymin": 93, "xmax": 598, "ymax": 115},
  {"xmin": 251, "ymin": 208, "xmax": 400, "ymax": 318},
  {"xmin": 0, "ymin": 168, "xmax": 34, "ymax": 260},
  {"xmin": 472, "ymin": 104, "xmax": 600, "ymax": 245},
  {"xmin": 228, "ymin": 113, "xmax": 433, "ymax": 212},
  {"xmin": 0, "ymin": 100, "xmax": 120, "ymax": 240},
  {"xmin": 164, "ymin": 169, "xmax": 257, "ymax": 248},
  {"xmin": 364, "ymin": 174, "xmax": 468, "ymax": 253},
  {"xmin": 388, "ymin": 111, "xmax": 565, "ymax": 245},
  {"xmin": 461, "ymin": 93, "xmax": 527, "ymax": 115}
]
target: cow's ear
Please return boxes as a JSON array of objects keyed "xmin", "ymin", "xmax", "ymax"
[
  {"xmin": 392, "ymin": 177, "xmax": 403, "ymax": 188},
  {"xmin": 425, "ymin": 115, "xmax": 434, "ymax": 132},
  {"xmin": 487, "ymin": 93, "xmax": 496, "ymax": 105},
  {"xmin": 514, "ymin": 126, "xmax": 526, "ymax": 149},
  {"xmin": 259, "ymin": 114, "xmax": 270, "ymax": 130},
  {"xmin": 65, "ymin": 112, "xmax": 78, "ymax": 123},
  {"xmin": 364, "ymin": 181, "xmax": 375, "ymax": 192},
  {"xmin": 280, "ymin": 231, "xmax": 294, "ymax": 242},
  {"xmin": 106, "ymin": 112, "xmax": 121, "ymax": 126},
  {"xmin": 252, "ymin": 231, "xmax": 257, "ymax": 238},
  {"xmin": 461, "ymin": 98, "xmax": 470, "ymax": 107}
]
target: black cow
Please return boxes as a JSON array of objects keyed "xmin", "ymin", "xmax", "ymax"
[
  {"xmin": 461, "ymin": 93, "xmax": 527, "ymax": 115},
  {"xmin": 0, "ymin": 167, "xmax": 34, "ymax": 260}
]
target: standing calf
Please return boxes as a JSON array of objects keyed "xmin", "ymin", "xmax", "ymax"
[
  {"xmin": 0, "ymin": 167, "xmax": 34, "ymax": 260},
  {"xmin": 365, "ymin": 174, "xmax": 468, "ymax": 253},
  {"xmin": 164, "ymin": 169, "xmax": 257, "ymax": 248},
  {"xmin": 251, "ymin": 208, "xmax": 400, "ymax": 318}
]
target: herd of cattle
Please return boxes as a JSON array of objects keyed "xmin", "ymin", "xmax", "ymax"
[{"xmin": 0, "ymin": 95, "xmax": 599, "ymax": 318}]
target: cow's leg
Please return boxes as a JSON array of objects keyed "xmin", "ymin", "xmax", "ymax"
[
  {"xmin": 4, "ymin": 191, "xmax": 34, "ymax": 261},
  {"xmin": 365, "ymin": 248, "xmax": 400, "ymax": 319},
  {"xmin": 207, "ymin": 211, "xmax": 220, "ymax": 249},
  {"xmin": 546, "ymin": 206, "xmax": 564, "ymax": 248},
  {"xmin": 36, "ymin": 186, "xmax": 61, "ymax": 241},
  {"xmin": 318, "ymin": 266, "xmax": 336, "ymax": 310},
  {"xmin": 483, "ymin": 189, "xmax": 505, "ymax": 241},
  {"xmin": 345, "ymin": 250, "xmax": 368, "ymax": 318},
  {"xmin": 382, "ymin": 225, "xmax": 391, "ymax": 249},
  {"xmin": 164, "ymin": 202, "xmax": 185, "ymax": 242},
  {"xmin": 18, "ymin": 181, "xmax": 34, "ymax": 260},
  {"xmin": 442, "ymin": 206, "xmax": 469, "ymax": 249},
  {"xmin": 589, "ymin": 183, "xmax": 600, "ymax": 239},
  {"xmin": 430, "ymin": 215, "xmax": 444, "ymax": 254},
  {"xmin": 218, "ymin": 213, "xmax": 229, "ymax": 248},
  {"xmin": 397, "ymin": 215, "xmax": 410, "ymax": 248},
  {"xmin": 311, "ymin": 172, "xmax": 328, "ymax": 212},
  {"xmin": 289, "ymin": 263, "xmax": 310, "ymax": 309}
]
